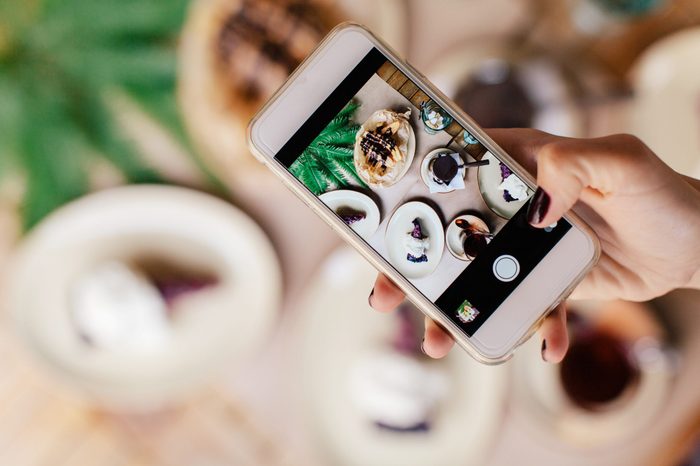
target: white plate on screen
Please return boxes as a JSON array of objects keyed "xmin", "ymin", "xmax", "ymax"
[
  {"xmin": 320, "ymin": 190, "xmax": 381, "ymax": 240},
  {"xmin": 477, "ymin": 151, "xmax": 531, "ymax": 219},
  {"xmin": 385, "ymin": 202, "xmax": 444, "ymax": 279},
  {"xmin": 297, "ymin": 247, "xmax": 508, "ymax": 466}
]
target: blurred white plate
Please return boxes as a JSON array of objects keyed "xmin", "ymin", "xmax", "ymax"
[
  {"xmin": 7, "ymin": 186, "xmax": 281, "ymax": 409},
  {"xmin": 628, "ymin": 27, "xmax": 700, "ymax": 178},
  {"xmin": 477, "ymin": 152, "xmax": 531, "ymax": 219},
  {"xmin": 385, "ymin": 202, "xmax": 444, "ymax": 279},
  {"xmin": 298, "ymin": 247, "xmax": 508, "ymax": 466},
  {"xmin": 445, "ymin": 215, "xmax": 490, "ymax": 261},
  {"xmin": 320, "ymin": 190, "xmax": 381, "ymax": 240}
]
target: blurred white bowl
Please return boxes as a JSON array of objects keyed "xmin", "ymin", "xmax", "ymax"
[
  {"xmin": 629, "ymin": 27, "xmax": 700, "ymax": 178},
  {"xmin": 510, "ymin": 300, "xmax": 674, "ymax": 448},
  {"xmin": 7, "ymin": 185, "xmax": 281, "ymax": 409}
]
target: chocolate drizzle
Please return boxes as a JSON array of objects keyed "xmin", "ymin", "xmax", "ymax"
[{"xmin": 359, "ymin": 128, "xmax": 397, "ymax": 174}]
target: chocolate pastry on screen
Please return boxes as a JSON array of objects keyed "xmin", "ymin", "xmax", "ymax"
[{"xmin": 179, "ymin": 0, "xmax": 341, "ymax": 181}]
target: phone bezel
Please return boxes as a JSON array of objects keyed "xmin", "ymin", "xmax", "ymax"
[{"xmin": 247, "ymin": 23, "xmax": 600, "ymax": 364}]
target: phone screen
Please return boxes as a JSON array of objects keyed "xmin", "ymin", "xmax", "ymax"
[{"xmin": 275, "ymin": 48, "xmax": 571, "ymax": 336}]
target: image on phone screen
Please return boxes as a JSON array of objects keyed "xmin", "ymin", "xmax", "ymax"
[{"xmin": 275, "ymin": 48, "xmax": 571, "ymax": 336}]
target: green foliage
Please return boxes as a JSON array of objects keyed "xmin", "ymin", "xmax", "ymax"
[
  {"xmin": 290, "ymin": 102, "xmax": 367, "ymax": 195},
  {"xmin": 0, "ymin": 0, "xmax": 196, "ymax": 230}
]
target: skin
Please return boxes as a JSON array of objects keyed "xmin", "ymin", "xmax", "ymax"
[{"xmin": 369, "ymin": 129, "xmax": 700, "ymax": 363}]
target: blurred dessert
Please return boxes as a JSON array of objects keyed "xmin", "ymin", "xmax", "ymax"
[
  {"xmin": 354, "ymin": 109, "xmax": 413, "ymax": 187},
  {"xmin": 511, "ymin": 299, "xmax": 674, "ymax": 447},
  {"xmin": 70, "ymin": 261, "xmax": 219, "ymax": 353},
  {"xmin": 429, "ymin": 47, "xmax": 585, "ymax": 137},
  {"xmin": 349, "ymin": 307, "xmax": 448, "ymax": 433},
  {"xmin": 559, "ymin": 322, "xmax": 641, "ymax": 411},
  {"xmin": 350, "ymin": 350, "xmax": 448, "ymax": 433},
  {"xmin": 70, "ymin": 262, "xmax": 172, "ymax": 352},
  {"xmin": 178, "ymin": 0, "xmax": 341, "ymax": 184},
  {"xmin": 454, "ymin": 60, "xmax": 535, "ymax": 129}
]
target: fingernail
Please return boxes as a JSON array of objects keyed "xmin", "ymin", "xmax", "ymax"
[
  {"xmin": 527, "ymin": 187, "xmax": 550, "ymax": 226},
  {"xmin": 368, "ymin": 288, "xmax": 375, "ymax": 307},
  {"xmin": 541, "ymin": 339, "xmax": 548, "ymax": 362},
  {"xmin": 420, "ymin": 339, "xmax": 426, "ymax": 355}
]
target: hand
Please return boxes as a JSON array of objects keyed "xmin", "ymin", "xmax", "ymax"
[{"xmin": 369, "ymin": 129, "xmax": 700, "ymax": 362}]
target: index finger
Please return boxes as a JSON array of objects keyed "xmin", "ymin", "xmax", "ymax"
[
  {"xmin": 369, "ymin": 274, "xmax": 405, "ymax": 312},
  {"xmin": 485, "ymin": 128, "xmax": 560, "ymax": 176}
]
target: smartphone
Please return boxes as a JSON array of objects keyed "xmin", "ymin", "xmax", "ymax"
[{"xmin": 247, "ymin": 23, "xmax": 599, "ymax": 363}]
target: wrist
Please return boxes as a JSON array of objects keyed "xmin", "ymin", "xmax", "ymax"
[
  {"xmin": 680, "ymin": 176, "xmax": 700, "ymax": 291},
  {"xmin": 690, "ymin": 266, "xmax": 700, "ymax": 290}
]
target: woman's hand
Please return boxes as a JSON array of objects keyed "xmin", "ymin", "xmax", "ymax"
[{"xmin": 369, "ymin": 129, "xmax": 700, "ymax": 362}]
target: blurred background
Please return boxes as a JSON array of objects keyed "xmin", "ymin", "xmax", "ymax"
[{"xmin": 1, "ymin": 0, "xmax": 700, "ymax": 465}]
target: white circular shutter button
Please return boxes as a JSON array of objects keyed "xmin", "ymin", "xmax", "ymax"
[{"xmin": 493, "ymin": 255, "xmax": 520, "ymax": 282}]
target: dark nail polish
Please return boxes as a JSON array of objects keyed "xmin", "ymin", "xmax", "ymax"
[
  {"xmin": 368, "ymin": 288, "xmax": 375, "ymax": 307},
  {"xmin": 527, "ymin": 187, "xmax": 551, "ymax": 226},
  {"xmin": 541, "ymin": 339, "xmax": 548, "ymax": 362}
]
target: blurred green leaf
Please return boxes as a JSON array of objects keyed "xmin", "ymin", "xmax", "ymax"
[
  {"xmin": 0, "ymin": 74, "xmax": 22, "ymax": 173},
  {"xmin": 0, "ymin": 0, "xmax": 205, "ymax": 230},
  {"xmin": 19, "ymin": 82, "xmax": 91, "ymax": 228}
]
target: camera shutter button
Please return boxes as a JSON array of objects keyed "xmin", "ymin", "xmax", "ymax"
[{"xmin": 493, "ymin": 255, "xmax": 520, "ymax": 282}]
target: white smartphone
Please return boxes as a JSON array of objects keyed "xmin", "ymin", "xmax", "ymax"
[{"xmin": 248, "ymin": 23, "xmax": 599, "ymax": 364}]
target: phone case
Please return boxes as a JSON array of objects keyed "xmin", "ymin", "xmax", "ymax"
[{"xmin": 247, "ymin": 23, "xmax": 601, "ymax": 364}]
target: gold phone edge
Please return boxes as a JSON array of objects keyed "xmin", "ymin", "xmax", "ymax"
[{"xmin": 247, "ymin": 22, "xmax": 601, "ymax": 365}]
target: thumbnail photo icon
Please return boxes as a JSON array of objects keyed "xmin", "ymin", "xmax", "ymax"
[{"xmin": 456, "ymin": 300, "xmax": 479, "ymax": 324}]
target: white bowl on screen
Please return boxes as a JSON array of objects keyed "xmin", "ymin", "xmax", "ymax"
[
  {"xmin": 384, "ymin": 201, "xmax": 444, "ymax": 279},
  {"xmin": 445, "ymin": 214, "xmax": 490, "ymax": 261}
]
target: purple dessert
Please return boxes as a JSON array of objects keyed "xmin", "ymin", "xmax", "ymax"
[
  {"xmin": 499, "ymin": 162, "xmax": 517, "ymax": 202},
  {"xmin": 337, "ymin": 207, "xmax": 366, "ymax": 226},
  {"xmin": 406, "ymin": 218, "xmax": 429, "ymax": 263}
]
